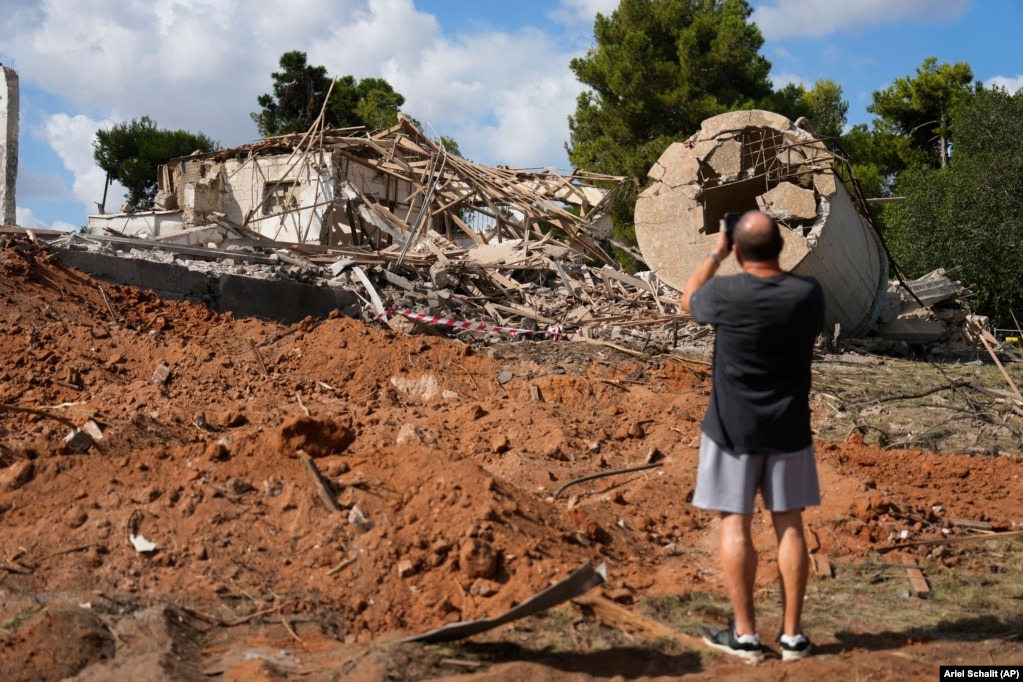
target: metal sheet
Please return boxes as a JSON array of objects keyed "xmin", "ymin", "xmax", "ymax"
[{"xmin": 401, "ymin": 561, "xmax": 607, "ymax": 644}]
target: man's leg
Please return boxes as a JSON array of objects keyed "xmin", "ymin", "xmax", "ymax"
[
  {"xmin": 720, "ymin": 511, "xmax": 757, "ymax": 636},
  {"xmin": 771, "ymin": 508, "xmax": 808, "ymax": 636}
]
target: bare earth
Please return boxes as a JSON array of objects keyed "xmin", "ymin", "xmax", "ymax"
[{"xmin": 1, "ymin": 238, "xmax": 1021, "ymax": 681}]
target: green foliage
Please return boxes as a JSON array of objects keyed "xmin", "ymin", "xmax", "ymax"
[
  {"xmin": 884, "ymin": 86, "xmax": 1023, "ymax": 326},
  {"xmin": 837, "ymin": 123, "xmax": 901, "ymax": 198},
  {"xmin": 251, "ymin": 51, "xmax": 406, "ymax": 137},
  {"xmin": 760, "ymin": 79, "xmax": 847, "ymax": 142},
  {"xmin": 761, "ymin": 82, "xmax": 812, "ymax": 123},
  {"xmin": 432, "ymin": 135, "xmax": 459, "ymax": 158},
  {"xmin": 93, "ymin": 116, "xmax": 217, "ymax": 209},
  {"xmin": 568, "ymin": 0, "xmax": 771, "ymax": 180},
  {"xmin": 566, "ymin": 0, "xmax": 772, "ymax": 259},
  {"xmin": 353, "ymin": 77, "xmax": 406, "ymax": 130},
  {"xmin": 801, "ymin": 79, "xmax": 847, "ymax": 141},
  {"xmin": 868, "ymin": 57, "xmax": 974, "ymax": 170}
]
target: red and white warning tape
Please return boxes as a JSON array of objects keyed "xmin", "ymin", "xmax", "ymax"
[{"xmin": 378, "ymin": 308, "xmax": 564, "ymax": 339}]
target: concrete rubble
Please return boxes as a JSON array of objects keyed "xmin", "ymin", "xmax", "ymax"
[
  {"xmin": 14, "ymin": 105, "xmax": 997, "ymax": 360},
  {"xmin": 58, "ymin": 115, "xmax": 696, "ymax": 351},
  {"xmin": 634, "ymin": 110, "xmax": 889, "ymax": 338}
]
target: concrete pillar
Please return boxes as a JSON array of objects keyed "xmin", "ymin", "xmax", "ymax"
[{"xmin": 1, "ymin": 66, "xmax": 19, "ymax": 226}]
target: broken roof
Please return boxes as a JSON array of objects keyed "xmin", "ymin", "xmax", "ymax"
[{"xmin": 164, "ymin": 116, "xmax": 633, "ymax": 268}]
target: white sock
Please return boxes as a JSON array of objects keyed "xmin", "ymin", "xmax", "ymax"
[{"xmin": 735, "ymin": 631, "xmax": 760, "ymax": 645}]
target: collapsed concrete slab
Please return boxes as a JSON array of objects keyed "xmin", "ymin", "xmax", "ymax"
[
  {"xmin": 55, "ymin": 244, "xmax": 359, "ymax": 325},
  {"xmin": 635, "ymin": 110, "xmax": 888, "ymax": 338}
]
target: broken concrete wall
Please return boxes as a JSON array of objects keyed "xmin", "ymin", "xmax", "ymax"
[
  {"xmin": 84, "ymin": 210, "xmax": 185, "ymax": 239},
  {"xmin": 215, "ymin": 154, "xmax": 333, "ymax": 243},
  {"xmin": 54, "ymin": 247, "xmax": 359, "ymax": 325},
  {"xmin": 635, "ymin": 109, "xmax": 888, "ymax": 338},
  {"xmin": 178, "ymin": 159, "xmax": 222, "ymax": 226}
]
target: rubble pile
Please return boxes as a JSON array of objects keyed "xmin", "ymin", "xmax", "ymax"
[{"xmin": 49, "ymin": 228, "xmax": 699, "ymax": 354}]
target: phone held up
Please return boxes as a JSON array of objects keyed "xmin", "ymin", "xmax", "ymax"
[{"xmin": 722, "ymin": 212, "xmax": 741, "ymax": 250}]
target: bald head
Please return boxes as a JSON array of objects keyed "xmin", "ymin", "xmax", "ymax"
[{"xmin": 734, "ymin": 210, "xmax": 783, "ymax": 263}]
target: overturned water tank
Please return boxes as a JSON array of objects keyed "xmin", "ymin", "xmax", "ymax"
[{"xmin": 635, "ymin": 110, "xmax": 888, "ymax": 337}]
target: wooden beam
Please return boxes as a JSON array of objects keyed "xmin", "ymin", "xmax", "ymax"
[{"xmin": 572, "ymin": 594, "xmax": 708, "ymax": 652}]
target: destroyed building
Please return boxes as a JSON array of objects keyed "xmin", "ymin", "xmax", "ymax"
[
  {"xmin": 65, "ymin": 108, "xmax": 979, "ymax": 355},
  {"xmin": 86, "ymin": 117, "xmax": 628, "ymax": 266},
  {"xmin": 66, "ymin": 117, "xmax": 690, "ymax": 337},
  {"xmin": 635, "ymin": 110, "xmax": 889, "ymax": 338}
]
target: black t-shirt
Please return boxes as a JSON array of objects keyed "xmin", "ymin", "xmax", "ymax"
[{"xmin": 690, "ymin": 271, "xmax": 824, "ymax": 453}]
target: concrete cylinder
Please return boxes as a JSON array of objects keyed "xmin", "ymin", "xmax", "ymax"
[{"xmin": 635, "ymin": 110, "xmax": 887, "ymax": 338}]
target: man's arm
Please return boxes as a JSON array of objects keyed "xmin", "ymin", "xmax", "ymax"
[{"xmin": 680, "ymin": 231, "xmax": 731, "ymax": 313}]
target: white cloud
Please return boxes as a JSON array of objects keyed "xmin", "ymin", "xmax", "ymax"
[
  {"xmin": 4, "ymin": 0, "xmax": 598, "ymax": 226},
  {"xmin": 45, "ymin": 113, "xmax": 126, "ymax": 215},
  {"xmin": 14, "ymin": 163, "xmax": 70, "ymax": 202},
  {"xmin": 557, "ymin": 0, "xmax": 620, "ymax": 24},
  {"xmin": 984, "ymin": 75, "xmax": 1023, "ymax": 94},
  {"xmin": 15, "ymin": 206, "xmax": 46, "ymax": 229},
  {"xmin": 461, "ymin": 70, "xmax": 584, "ymax": 169},
  {"xmin": 366, "ymin": 22, "xmax": 583, "ymax": 167},
  {"xmin": 752, "ymin": 0, "xmax": 970, "ymax": 40},
  {"xmin": 769, "ymin": 71, "xmax": 809, "ymax": 90},
  {"xmin": 12, "ymin": 205, "xmax": 77, "ymax": 232}
]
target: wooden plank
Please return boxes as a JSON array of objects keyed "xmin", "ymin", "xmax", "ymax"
[
  {"xmin": 448, "ymin": 211, "xmax": 487, "ymax": 245},
  {"xmin": 902, "ymin": 557, "xmax": 930, "ymax": 597},
  {"xmin": 600, "ymin": 266, "xmax": 680, "ymax": 306},
  {"xmin": 298, "ymin": 450, "xmax": 341, "ymax": 513},
  {"xmin": 572, "ymin": 594, "xmax": 709, "ymax": 652},
  {"xmin": 812, "ymin": 554, "xmax": 833, "ymax": 579},
  {"xmin": 552, "ymin": 259, "xmax": 583, "ymax": 300},
  {"xmin": 488, "ymin": 302, "xmax": 556, "ymax": 325},
  {"xmin": 948, "ymin": 518, "xmax": 993, "ymax": 531},
  {"xmin": 598, "ymin": 269, "xmax": 616, "ymax": 299},
  {"xmin": 352, "ymin": 266, "xmax": 387, "ymax": 319},
  {"xmin": 975, "ymin": 324, "xmax": 1023, "ymax": 403}
]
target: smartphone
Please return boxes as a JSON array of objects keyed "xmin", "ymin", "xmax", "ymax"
[{"xmin": 722, "ymin": 212, "xmax": 741, "ymax": 249}]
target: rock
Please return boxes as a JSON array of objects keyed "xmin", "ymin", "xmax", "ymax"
[
  {"xmin": 151, "ymin": 362, "xmax": 171, "ymax": 385},
  {"xmin": 63, "ymin": 427, "xmax": 94, "ymax": 452},
  {"xmin": 461, "ymin": 404, "xmax": 486, "ymax": 421},
  {"xmin": 0, "ymin": 459, "xmax": 35, "ymax": 491},
  {"xmin": 396, "ymin": 423, "xmax": 425, "ymax": 445},
  {"xmin": 273, "ymin": 415, "xmax": 356, "ymax": 458},
  {"xmin": 490, "ymin": 434, "xmax": 510, "ymax": 454},
  {"xmin": 348, "ymin": 505, "xmax": 374, "ymax": 532},
  {"xmin": 459, "ymin": 538, "xmax": 499, "ymax": 580},
  {"xmin": 65, "ymin": 505, "xmax": 88, "ymax": 529},
  {"xmin": 469, "ymin": 578, "xmax": 499, "ymax": 597},
  {"xmin": 213, "ymin": 409, "xmax": 248, "ymax": 428},
  {"xmin": 226, "ymin": 478, "xmax": 254, "ymax": 495}
]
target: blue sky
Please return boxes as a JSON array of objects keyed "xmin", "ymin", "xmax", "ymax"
[{"xmin": 2, "ymin": 0, "xmax": 1021, "ymax": 231}]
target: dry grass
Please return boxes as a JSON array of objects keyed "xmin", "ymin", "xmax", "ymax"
[{"xmin": 811, "ymin": 350, "xmax": 1023, "ymax": 456}]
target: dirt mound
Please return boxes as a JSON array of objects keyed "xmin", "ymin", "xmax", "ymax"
[{"xmin": 1, "ymin": 237, "xmax": 1022, "ymax": 680}]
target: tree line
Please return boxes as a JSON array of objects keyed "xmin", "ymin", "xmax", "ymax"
[{"xmin": 92, "ymin": 1, "xmax": 1023, "ymax": 328}]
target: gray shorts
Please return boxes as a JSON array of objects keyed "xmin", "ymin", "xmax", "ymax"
[{"xmin": 692, "ymin": 434, "xmax": 821, "ymax": 514}]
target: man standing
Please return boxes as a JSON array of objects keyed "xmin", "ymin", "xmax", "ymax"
[{"xmin": 680, "ymin": 210, "xmax": 824, "ymax": 663}]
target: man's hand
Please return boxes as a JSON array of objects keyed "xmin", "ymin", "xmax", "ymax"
[{"xmin": 713, "ymin": 229, "xmax": 732, "ymax": 261}]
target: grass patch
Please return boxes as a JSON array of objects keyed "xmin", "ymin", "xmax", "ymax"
[
  {"xmin": 1, "ymin": 605, "xmax": 45, "ymax": 632},
  {"xmin": 812, "ymin": 353, "xmax": 1023, "ymax": 455}
]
